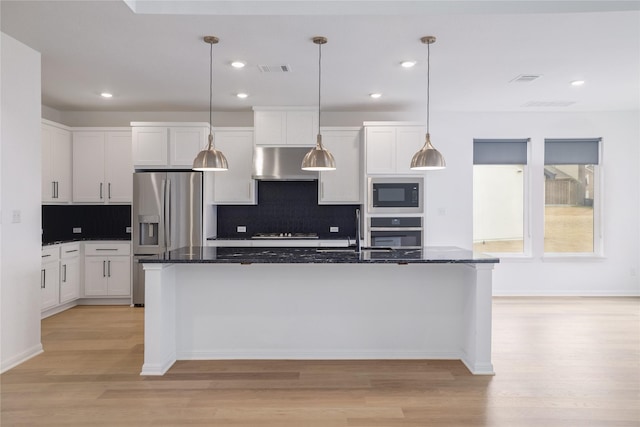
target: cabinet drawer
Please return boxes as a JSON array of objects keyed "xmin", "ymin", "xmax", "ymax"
[
  {"xmin": 84, "ymin": 242, "xmax": 131, "ymax": 256},
  {"xmin": 60, "ymin": 243, "xmax": 81, "ymax": 258},
  {"xmin": 41, "ymin": 245, "xmax": 60, "ymax": 261}
]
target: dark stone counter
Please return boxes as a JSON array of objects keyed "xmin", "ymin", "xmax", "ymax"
[{"xmin": 140, "ymin": 246, "xmax": 499, "ymax": 265}]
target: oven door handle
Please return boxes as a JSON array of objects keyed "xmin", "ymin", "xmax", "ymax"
[{"xmin": 369, "ymin": 227, "xmax": 423, "ymax": 232}]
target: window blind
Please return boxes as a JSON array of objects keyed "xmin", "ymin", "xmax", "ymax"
[
  {"xmin": 544, "ymin": 138, "xmax": 600, "ymax": 165},
  {"xmin": 473, "ymin": 139, "xmax": 528, "ymax": 165}
]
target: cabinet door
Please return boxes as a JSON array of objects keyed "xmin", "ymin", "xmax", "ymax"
[
  {"xmin": 105, "ymin": 132, "xmax": 133, "ymax": 203},
  {"xmin": 41, "ymin": 261, "xmax": 60, "ymax": 310},
  {"xmin": 73, "ymin": 132, "xmax": 106, "ymax": 202},
  {"xmin": 132, "ymin": 127, "xmax": 168, "ymax": 167},
  {"xmin": 286, "ymin": 111, "xmax": 316, "ymax": 147},
  {"xmin": 365, "ymin": 127, "xmax": 396, "ymax": 174},
  {"xmin": 319, "ymin": 130, "xmax": 361, "ymax": 204},
  {"xmin": 42, "ymin": 125, "xmax": 72, "ymax": 203},
  {"xmin": 254, "ymin": 111, "xmax": 285, "ymax": 146},
  {"xmin": 41, "ymin": 125, "xmax": 54, "ymax": 201},
  {"xmin": 106, "ymin": 257, "xmax": 131, "ymax": 296},
  {"xmin": 212, "ymin": 130, "xmax": 256, "ymax": 204},
  {"xmin": 59, "ymin": 257, "xmax": 80, "ymax": 304},
  {"xmin": 170, "ymin": 127, "xmax": 207, "ymax": 166},
  {"xmin": 84, "ymin": 257, "xmax": 109, "ymax": 296},
  {"xmin": 395, "ymin": 126, "xmax": 425, "ymax": 175}
]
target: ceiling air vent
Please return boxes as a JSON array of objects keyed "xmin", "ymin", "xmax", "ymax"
[
  {"xmin": 258, "ymin": 64, "xmax": 292, "ymax": 73},
  {"xmin": 510, "ymin": 74, "xmax": 542, "ymax": 83}
]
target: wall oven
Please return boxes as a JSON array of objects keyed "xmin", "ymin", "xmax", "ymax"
[
  {"xmin": 368, "ymin": 216, "xmax": 423, "ymax": 248},
  {"xmin": 368, "ymin": 177, "xmax": 423, "ymax": 214}
]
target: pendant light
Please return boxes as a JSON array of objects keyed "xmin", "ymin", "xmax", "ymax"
[
  {"xmin": 193, "ymin": 36, "xmax": 228, "ymax": 171},
  {"xmin": 410, "ymin": 36, "xmax": 446, "ymax": 170},
  {"xmin": 301, "ymin": 36, "xmax": 336, "ymax": 171}
]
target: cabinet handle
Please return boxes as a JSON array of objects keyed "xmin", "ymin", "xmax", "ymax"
[
  {"xmin": 55, "ymin": 181, "xmax": 59, "ymax": 199},
  {"xmin": 108, "ymin": 260, "xmax": 111, "ymax": 277},
  {"xmin": 41, "ymin": 269, "xmax": 45, "ymax": 288},
  {"xmin": 62, "ymin": 264, "xmax": 67, "ymax": 282},
  {"xmin": 52, "ymin": 181, "xmax": 56, "ymax": 199},
  {"xmin": 108, "ymin": 183, "xmax": 112, "ymax": 199},
  {"xmin": 103, "ymin": 260, "xmax": 106, "ymax": 277},
  {"xmin": 42, "ymin": 254, "xmax": 51, "ymax": 258},
  {"xmin": 100, "ymin": 183, "xmax": 103, "ymax": 199},
  {"xmin": 65, "ymin": 249, "xmax": 79, "ymax": 253},
  {"xmin": 95, "ymin": 248, "xmax": 118, "ymax": 251}
]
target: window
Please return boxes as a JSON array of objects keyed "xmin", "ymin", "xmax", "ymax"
[
  {"xmin": 473, "ymin": 139, "xmax": 529, "ymax": 254},
  {"xmin": 544, "ymin": 138, "xmax": 601, "ymax": 254}
]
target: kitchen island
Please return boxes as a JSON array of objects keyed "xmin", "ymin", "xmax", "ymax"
[{"xmin": 140, "ymin": 246, "xmax": 499, "ymax": 376}]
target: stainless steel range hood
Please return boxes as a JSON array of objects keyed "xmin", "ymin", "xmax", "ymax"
[{"xmin": 252, "ymin": 146, "xmax": 318, "ymax": 180}]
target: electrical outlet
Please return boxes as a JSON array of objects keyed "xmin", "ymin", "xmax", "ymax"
[
  {"xmin": 125, "ymin": 226, "xmax": 132, "ymax": 233},
  {"xmin": 437, "ymin": 207, "xmax": 447, "ymax": 216},
  {"xmin": 11, "ymin": 210, "xmax": 21, "ymax": 223},
  {"xmin": 237, "ymin": 226, "xmax": 247, "ymax": 233},
  {"xmin": 73, "ymin": 227, "xmax": 82, "ymax": 234},
  {"xmin": 330, "ymin": 226, "xmax": 339, "ymax": 233}
]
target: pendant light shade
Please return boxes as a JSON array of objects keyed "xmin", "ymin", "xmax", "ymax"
[
  {"xmin": 410, "ymin": 36, "xmax": 445, "ymax": 171},
  {"xmin": 193, "ymin": 36, "xmax": 228, "ymax": 171},
  {"xmin": 302, "ymin": 36, "xmax": 336, "ymax": 171}
]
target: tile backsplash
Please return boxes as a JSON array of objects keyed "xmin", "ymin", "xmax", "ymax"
[
  {"xmin": 42, "ymin": 205, "xmax": 131, "ymax": 243},
  {"xmin": 217, "ymin": 181, "xmax": 359, "ymax": 239}
]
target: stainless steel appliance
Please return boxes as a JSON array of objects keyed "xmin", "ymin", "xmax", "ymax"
[
  {"xmin": 252, "ymin": 232, "xmax": 319, "ymax": 239},
  {"xmin": 368, "ymin": 216, "xmax": 423, "ymax": 248},
  {"xmin": 132, "ymin": 171, "xmax": 203, "ymax": 306},
  {"xmin": 368, "ymin": 177, "xmax": 423, "ymax": 214},
  {"xmin": 252, "ymin": 146, "xmax": 318, "ymax": 180}
]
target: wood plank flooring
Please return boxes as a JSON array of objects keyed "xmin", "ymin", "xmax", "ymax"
[{"xmin": 1, "ymin": 297, "xmax": 639, "ymax": 426}]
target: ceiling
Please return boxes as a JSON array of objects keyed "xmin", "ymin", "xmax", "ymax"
[{"xmin": 1, "ymin": 1, "xmax": 639, "ymax": 114}]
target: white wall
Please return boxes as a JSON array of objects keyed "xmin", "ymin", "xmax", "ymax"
[
  {"xmin": 44, "ymin": 106, "xmax": 639, "ymax": 296},
  {"xmin": 1, "ymin": 33, "xmax": 44, "ymax": 372},
  {"xmin": 426, "ymin": 110, "xmax": 639, "ymax": 296}
]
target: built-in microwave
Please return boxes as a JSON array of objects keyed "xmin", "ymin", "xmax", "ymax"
[{"xmin": 368, "ymin": 177, "xmax": 423, "ymax": 213}]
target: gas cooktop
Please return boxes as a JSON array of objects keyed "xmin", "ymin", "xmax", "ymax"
[{"xmin": 251, "ymin": 232, "xmax": 319, "ymax": 239}]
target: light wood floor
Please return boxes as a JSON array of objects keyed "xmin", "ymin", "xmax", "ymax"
[{"xmin": 1, "ymin": 298, "xmax": 639, "ymax": 426}]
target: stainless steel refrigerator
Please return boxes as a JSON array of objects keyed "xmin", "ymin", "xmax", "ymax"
[{"xmin": 132, "ymin": 171, "xmax": 203, "ymax": 306}]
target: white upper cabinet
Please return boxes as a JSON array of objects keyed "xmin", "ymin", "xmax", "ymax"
[
  {"xmin": 42, "ymin": 121, "xmax": 72, "ymax": 203},
  {"xmin": 131, "ymin": 122, "xmax": 208, "ymax": 168},
  {"xmin": 364, "ymin": 123, "xmax": 425, "ymax": 175},
  {"xmin": 318, "ymin": 128, "xmax": 362, "ymax": 204},
  {"xmin": 210, "ymin": 128, "xmax": 256, "ymax": 205},
  {"xmin": 72, "ymin": 130, "xmax": 133, "ymax": 203},
  {"xmin": 253, "ymin": 107, "xmax": 317, "ymax": 146}
]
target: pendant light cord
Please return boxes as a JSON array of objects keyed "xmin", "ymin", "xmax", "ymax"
[
  {"xmin": 317, "ymin": 41, "xmax": 322, "ymax": 140},
  {"xmin": 209, "ymin": 40, "xmax": 213, "ymax": 143},
  {"xmin": 426, "ymin": 40, "xmax": 430, "ymax": 134}
]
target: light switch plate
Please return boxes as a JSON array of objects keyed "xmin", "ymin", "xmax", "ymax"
[
  {"xmin": 237, "ymin": 226, "xmax": 247, "ymax": 233},
  {"xmin": 330, "ymin": 226, "xmax": 339, "ymax": 233},
  {"xmin": 126, "ymin": 226, "xmax": 132, "ymax": 233},
  {"xmin": 73, "ymin": 227, "xmax": 82, "ymax": 234}
]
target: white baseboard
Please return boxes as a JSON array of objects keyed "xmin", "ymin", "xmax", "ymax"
[
  {"xmin": 493, "ymin": 290, "xmax": 640, "ymax": 297},
  {"xmin": 1, "ymin": 343, "xmax": 44, "ymax": 374},
  {"xmin": 176, "ymin": 349, "xmax": 463, "ymax": 360}
]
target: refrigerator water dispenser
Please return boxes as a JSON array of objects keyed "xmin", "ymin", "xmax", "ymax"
[{"xmin": 138, "ymin": 215, "xmax": 159, "ymax": 246}]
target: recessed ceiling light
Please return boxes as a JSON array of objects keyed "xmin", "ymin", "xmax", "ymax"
[
  {"xmin": 231, "ymin": 61, "xmax": 246, "ymax": 69},
  {"xmin": 401, "ymin": 61, "xmax": 416, "ymax": 68},
  {"xmin": 370, "ymin": 93, "xmax": 382, "ymax": 99},
  {"xmin": 236, "ymin": 93, "xmax": 248, "ymax": 99},
  {"xmin": 100, "ymin": 92, "xmax": 113, "ymax": 98},
  {"xmin": 571, "ymin": 80, "xmax": 585, "ymax": 86}
]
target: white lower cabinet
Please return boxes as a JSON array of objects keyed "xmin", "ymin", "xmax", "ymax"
[
  {"xmin": 59, "ymin": 243, "xmax": 81, "ymax": 304},
  {"xmin": 83, "ymin": 242, "xmax": 131, "ymax": 297},
  {"xmin": 41, "ymin": 246, "xmax": 60, "ymax": 311}
]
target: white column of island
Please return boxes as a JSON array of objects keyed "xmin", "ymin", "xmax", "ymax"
[{"xmin": 140, "ymin": 246, "xmax": 498, "ymax": 376}]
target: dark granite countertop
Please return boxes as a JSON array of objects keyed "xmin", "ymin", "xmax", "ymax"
[
  {"xmin": 140, "ymin": 246, "xmax": 500, "ymax": 265},
  {"xmin": 42, "ymin": 237, "xmax": 132, "ymax": 246}
]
